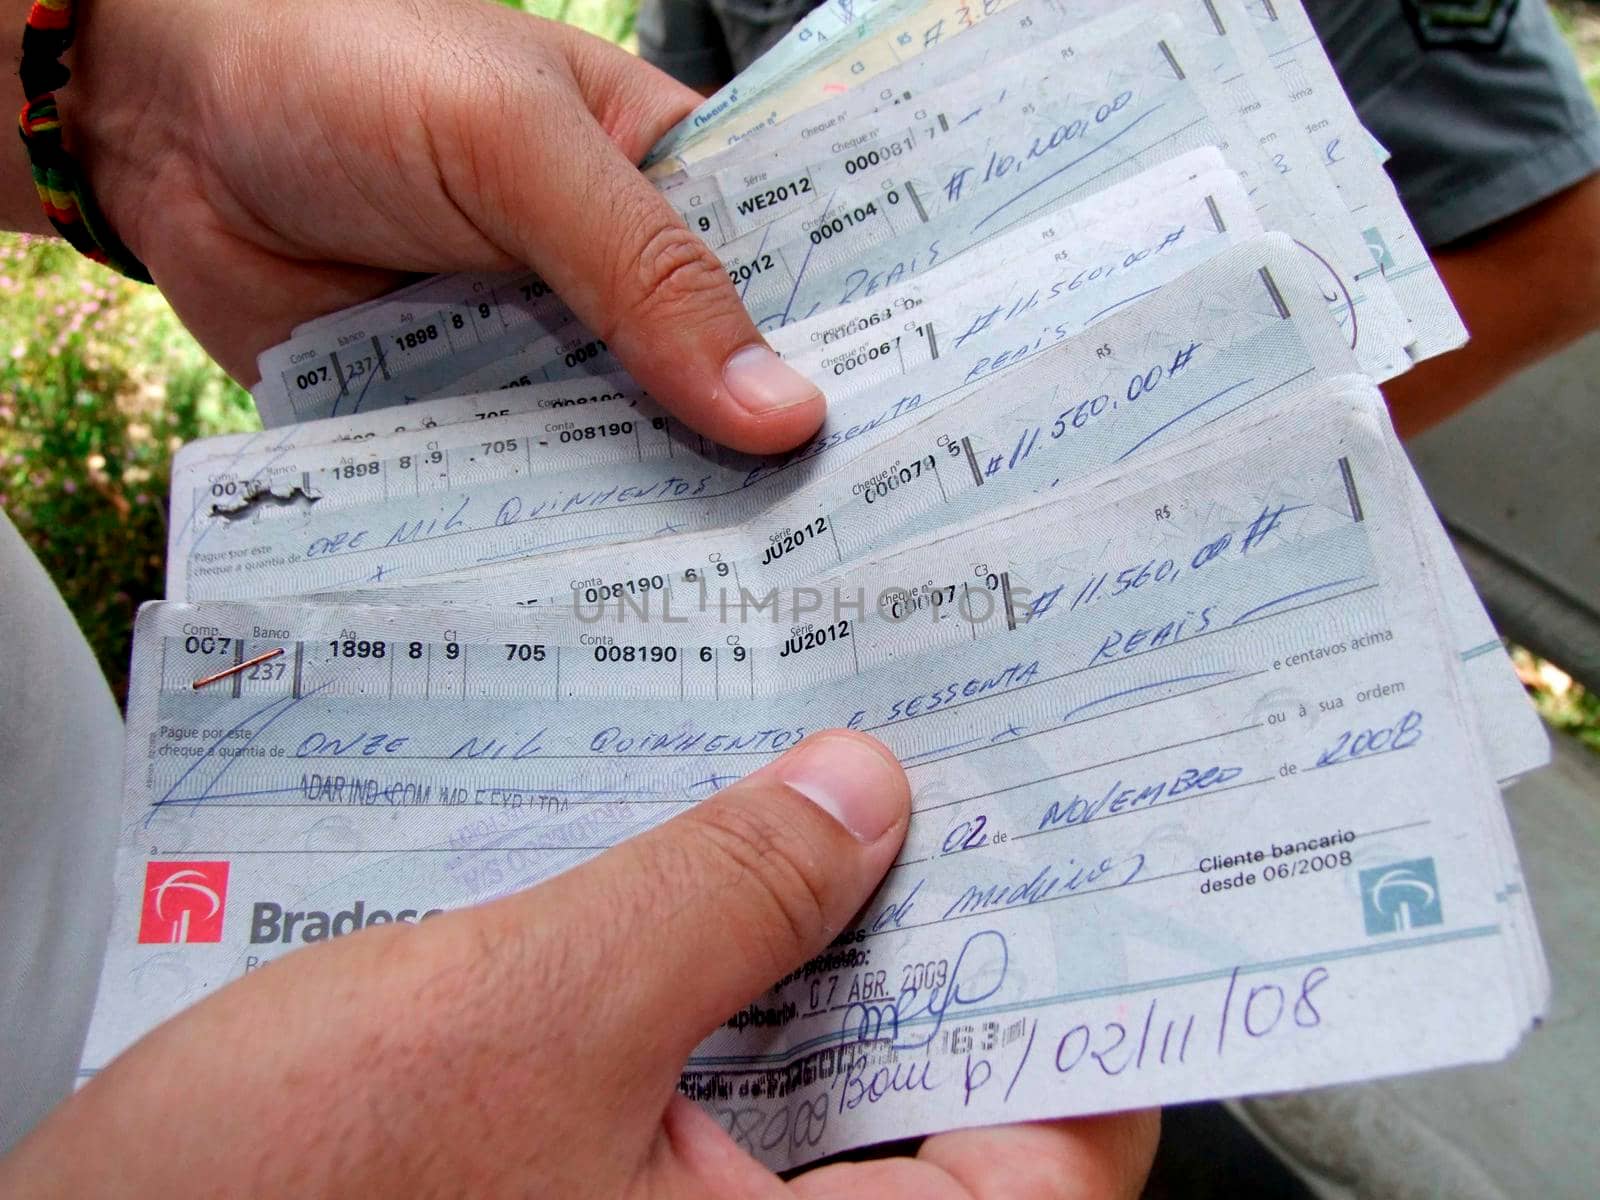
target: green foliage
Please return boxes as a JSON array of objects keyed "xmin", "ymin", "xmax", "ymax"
[
  {"xmin": 1514, "ymin": 648, "xmax": 1600, "ymax": 753},
  {"xmin": 1552, "ymin": 0, "xmax": 1600, "ymax": 106},
  {"xmin": 0, "ymin": 233, "xmax": 256, "ymax": 701},
  {"xmin": 496, "ymin": 0, "xmax": 638, "ymax": 47}
]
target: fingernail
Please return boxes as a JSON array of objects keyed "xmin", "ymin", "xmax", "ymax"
[
  {"xmin": 779, "ymin": 734, "xmax": 905, "ymax": 843},
  {"xmin": 723, "ymin": 344, "xmax": 823, "ymax": 415}
]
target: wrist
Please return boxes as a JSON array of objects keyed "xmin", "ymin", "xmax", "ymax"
[
  {"xmin": 2, "ymin": 0, "xmax": 54, "ymax": 233},
  {"xmin": 34, "ymin": 0, "xmax": 197, "ymax": 266}
]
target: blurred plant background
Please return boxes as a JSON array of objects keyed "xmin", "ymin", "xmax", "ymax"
[
  {"xmin": 522, "ymin": 0, "xmax": 636, "ymax": 46},
  {"xmin": 1554, "ymin": 0, "xmax": 1600, "ymax": 103},
  {"xmin": 1, "ymin": 0, "xmax": 1598, "ymax": 742},
  {"xmin": 0, "ymin": 235, "xmax": 257, "ymax": 700}
]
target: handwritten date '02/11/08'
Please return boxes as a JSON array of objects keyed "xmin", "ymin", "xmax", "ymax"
[{"xmin": 694, "ymin": 931, "xmax": 1332, "ymax": 1157}]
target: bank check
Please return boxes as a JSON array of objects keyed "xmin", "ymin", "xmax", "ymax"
[
  {"xmin": 296, "ymin": 245, "xmax": 1543, "ymax": 787},
  {"xmin": 665, "ymin": 0, "xmax": 1446, "ymax": 364},
  {"xmin": 179, "ymin": 157, "xmax": 1254, "ymax": 542},
  {"xmin": 220, "ymin": 239, "xmax": 1545, "ymax": 795},
  {"xmin": 660, "ymin": 0, "xmax": 1421, "ymax": 340},
  {"xmin": 660, "ymin": 0, "xmax": 1453, "ymax": 356},
  {"xmin": 770, "ymin": 164, "xmax": 1256, "ymax": 394},
  {"xmin": 193, "ymin": 151, "xmax": 1240, "ymax": 467},
  {"xmin": 251, "ymin": 4, "xmax": 1414, "ymax": 422},
  {"xmin": 85, "ymin": 393, "xmax": 1545, "ymax": 1168},
  {"xmin": 236, "ymin": 157, "xmax": 1240, "ymax": 466},
  {"xmin": 746, "ymin": 213, "xmax": 1533, "ymax": 783},
  {"xmin": 685, "ymin": 10, "xmax": 1407, "ymax": 370},
  {"xmin": 178, "ymin": 238, "xmax": 1352, "ymax": 601}
]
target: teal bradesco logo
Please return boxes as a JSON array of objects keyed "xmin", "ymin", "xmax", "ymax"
[{"xmin": 1359, "ymin": 859, "xmax": 1443, "ymax": 935}]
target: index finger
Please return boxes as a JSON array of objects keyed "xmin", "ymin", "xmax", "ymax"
[{"xmin": 444, "ymin": 22, "xmax": 827, "ymax": 455}]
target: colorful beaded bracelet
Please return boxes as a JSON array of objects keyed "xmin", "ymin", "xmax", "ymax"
[{"xmin": 17, "ymin": 0, "xmax": 151, "ymax": 281}]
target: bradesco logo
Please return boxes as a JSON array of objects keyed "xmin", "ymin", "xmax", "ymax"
[
  {"xmin": 138, "ymin": 861, "xmax": 230, "ymax": 944},
  {"xmin": 250, "ymin": 900, "xmax": 445, "ymax": 944}
]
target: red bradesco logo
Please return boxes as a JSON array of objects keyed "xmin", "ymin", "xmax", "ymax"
[{"xmin": 138, "ymin": 862, "xmax": 230, "ymax": 944}]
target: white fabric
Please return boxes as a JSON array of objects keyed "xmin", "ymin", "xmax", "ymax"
[{"xmin": 0, "ymin": 511, "xmax": 122, "ymax": 1152}]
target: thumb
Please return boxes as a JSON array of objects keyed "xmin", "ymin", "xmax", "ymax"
[
  {"xmin": 514, "ymin": 731, "xmax": 910, "ymax": 1070},
  {"xmin": 452, "ymin": 25, "xmax": 827, "ymax": 455}
]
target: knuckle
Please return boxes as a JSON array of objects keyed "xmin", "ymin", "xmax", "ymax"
[
  {"xmin": 692, "ymin": 797, "xmax": 831, "ymax": 964},
  {"xmin": 602, "ymin": 217, "xmax": 733, "ymax": 339}
]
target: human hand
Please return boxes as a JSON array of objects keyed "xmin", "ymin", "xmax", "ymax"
[
  {"xmin": 0, "ymin": 732, "xmax": 1156, "ymax": 1197},
  {"xmin": 65, "ymin": 0, "xmax": 825, "ymax": 454}
]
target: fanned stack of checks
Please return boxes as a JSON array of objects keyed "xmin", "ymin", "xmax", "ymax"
[{"xmin": 87, "ymin": 0, "xmax": 1552, "ymax": 1168}]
